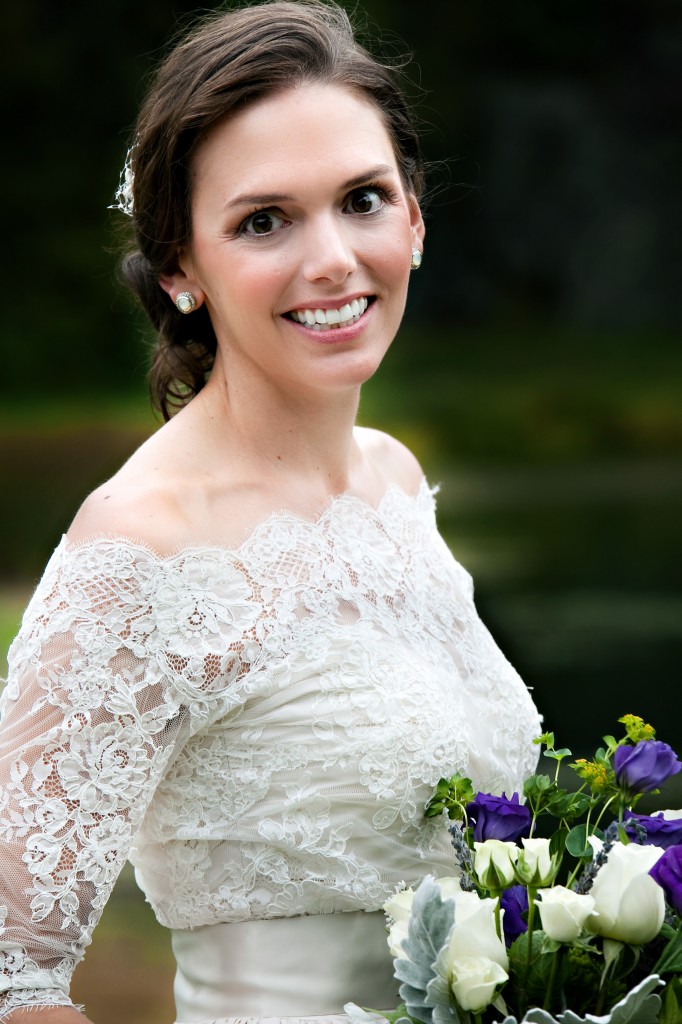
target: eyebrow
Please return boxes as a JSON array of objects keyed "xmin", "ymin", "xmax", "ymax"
[{"xmin": 225, "ymin": 163, "xmax": 396, "ymax": 210}]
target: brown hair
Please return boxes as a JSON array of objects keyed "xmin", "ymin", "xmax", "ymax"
[{"xmin": 119, "ymin": 0, "xmax": 424, "ymax": 420}]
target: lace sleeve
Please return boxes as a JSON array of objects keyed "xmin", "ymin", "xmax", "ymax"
[{"xmin": 0, "ymin": 540, "xmax": 193, "ymax": 1015}]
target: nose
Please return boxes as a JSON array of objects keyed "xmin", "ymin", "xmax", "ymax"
[{"xmin": 300, "ymin": 215, "xmax": 357, "ymax": 284}]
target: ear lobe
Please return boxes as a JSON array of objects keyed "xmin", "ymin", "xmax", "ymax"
[{"xmin": 158, "ymin": 267, "xmax": 206, "ymax": 309}]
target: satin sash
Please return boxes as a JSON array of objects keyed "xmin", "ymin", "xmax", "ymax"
[{"xmin": 171, "ymin": 910, "xmax": 398, "ymax": 1023}]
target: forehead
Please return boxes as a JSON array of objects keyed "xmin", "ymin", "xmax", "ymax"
[{"xmin": 190, "ymin": 83, "xmax": 400, "ymax": 202}]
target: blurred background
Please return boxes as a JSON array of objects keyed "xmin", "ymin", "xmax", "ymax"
[{"xmin": 2, "ymin": 0, "xmax": 681, "ymax": 1020}]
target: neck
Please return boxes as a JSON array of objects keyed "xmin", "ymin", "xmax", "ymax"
[{"xmin": 193, "ymin": 356, "xmax": 364, "ymax": 498}]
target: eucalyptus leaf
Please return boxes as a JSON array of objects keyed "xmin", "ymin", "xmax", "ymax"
[{"xmin": 566, "ymin": 824, "xmax": 592, "ymax": 858}]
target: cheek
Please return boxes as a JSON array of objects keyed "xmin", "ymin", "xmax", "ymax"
[
  {"xmin": 211, "ymin": 251, "xmax": 291, "ymax": 312},
  {"xmin": 363, "ymin": 225, "xmax": 412, "ymax": 284}
]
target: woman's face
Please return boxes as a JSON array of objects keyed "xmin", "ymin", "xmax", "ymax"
[{"xmin": 163, "ymin": 83, "xmax": 424, "ymax": 399}]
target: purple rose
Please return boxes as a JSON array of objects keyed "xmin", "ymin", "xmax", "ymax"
[
  {"xmin": 500, "ymin": 884, "xmax": 528, "ymax": 946},
  {"xmin": 624, "ymin": 812, "xmax": 682, "ymax": 850},
  {"xmin": 650, "ymin": 844, "xmax": 682, "ymax": 915},
  {"xmin": 466, "ymin": 792, "xmax": 531, "ymax": 843},
  {"xmin": 614, "ymin": 740, "xmax": 682, "ymax": 795}
]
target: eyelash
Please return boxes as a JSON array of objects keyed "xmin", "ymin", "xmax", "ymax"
[{"xmin": 236, "ymin": 182, "xmax": 400, "ymax": 238}]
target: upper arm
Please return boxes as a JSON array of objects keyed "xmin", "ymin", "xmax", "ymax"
[{"xmin": 0, "ymin": 544, "xmax": 189, "ymax": 1014}]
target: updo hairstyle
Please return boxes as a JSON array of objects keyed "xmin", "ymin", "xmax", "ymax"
[{"xmin": 119, "ymin": 0, "xmax": 424, "ymax": 420}]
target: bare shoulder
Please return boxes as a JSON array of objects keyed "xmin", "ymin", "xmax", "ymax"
[
  {"xmin": 66, "ymin": 416, "xmax": 202, "ymax": 554},
  {"xmin": 66, "ymin": 471, "xmax": 187, "ymax": 556},
  {"xmin": 355, "ymin": 426, "xmax": 425, "ymax": 496}
]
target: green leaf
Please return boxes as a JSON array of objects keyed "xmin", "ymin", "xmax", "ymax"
[
  {"xmin": 544, "ymin": 748, "xmax": 572, "ymax": 761},
  {"xmin": 554, "ymin": 974, "xmax": 663, "ymax": 1024},
  {"xmin": 565, "ymin": 824, "xmax": 592, "ymax": 858},
  {"xmin": 524, "ymin": 774, "xmax": 552, "ymax": 799},
  {"xmin": 659, "ymin": 977, "xmax": 682, "ymax": 1024},
  {"xmin": 654, "ymin": 926, "xmax": 682, "ymax": 976},
  {"xmin": 549, "ymin": 826, "xmax": 568, "ymax": 860}
]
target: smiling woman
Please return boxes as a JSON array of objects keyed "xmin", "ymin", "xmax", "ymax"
[
  {"xmin": 0, "ymin": 3, "xmax": 541, "ymax": 1023},
  {"xmin": 158, "ymin": 84, "xmax": 422, "ymax": 417}
]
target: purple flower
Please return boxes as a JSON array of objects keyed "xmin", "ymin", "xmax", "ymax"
[
  {"xmin": 466, "ymin": 792, "xmax": 531, "ymax": 843},
  {"xmin": 614, "ymin": 740, "xmax": 682, "ymax": 795},
  {"xmin": 500, "ymin": 884, "xmax": 528, "ymax": 946},
  {"xmin": 650, "ymin": 844, "xmax": 682, "ymax": 915},
  {"xmin": 624, "ymin": 812, "xmax": 682, "ymax": 850}
]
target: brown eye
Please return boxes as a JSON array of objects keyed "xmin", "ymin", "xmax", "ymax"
[
  {"xmin": 346, "ymin": 188, "xmax": 383, "ymax": 215},
  {"xmin": 241, "ymin": 210, "xmax": 286, "ymax": 236}
]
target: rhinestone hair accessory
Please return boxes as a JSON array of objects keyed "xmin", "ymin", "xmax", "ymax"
[{"xmin": 109, "ymin": 142, "xmax": 137, "ymax": 217}]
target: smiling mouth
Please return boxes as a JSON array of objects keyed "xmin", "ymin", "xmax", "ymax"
[{"xmin": 285, "ymin": 296, "xmax": 372, "ymax": 331}]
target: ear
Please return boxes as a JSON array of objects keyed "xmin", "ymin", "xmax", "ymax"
[
  {"xmin": 158, "ymin": 252, "xmax": 206, "ymax": 309},
  {"xmin": 408, "ymin": 194, "xmax": 425, "ymax": 249}
]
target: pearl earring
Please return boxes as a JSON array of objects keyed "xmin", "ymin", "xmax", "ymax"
[
  {"xmin": 410, "ymin": 248, "xmax": 423, "ymax": 270},
  {"xmin": 175, "ymin": 291, "xmax": 197, "ymax": 314}
]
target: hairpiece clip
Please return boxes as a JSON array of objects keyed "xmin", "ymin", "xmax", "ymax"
[{"xmin": 109, "ymin": 141, "xmax": 137, "ymax": 217}]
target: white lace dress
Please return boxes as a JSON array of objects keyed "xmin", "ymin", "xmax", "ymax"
[{"xmin": 0, "ymin": 482, "xmax": 541, "ymax": 1022}]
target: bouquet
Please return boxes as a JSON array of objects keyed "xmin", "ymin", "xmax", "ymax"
[{"xmin": 345, "ymin": 715, "xmax": 682, "ymax": 1024}]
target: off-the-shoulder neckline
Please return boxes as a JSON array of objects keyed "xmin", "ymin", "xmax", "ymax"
[{"xmin": 59, "ymin": 477, "xmax": 438, "ymax": 563}]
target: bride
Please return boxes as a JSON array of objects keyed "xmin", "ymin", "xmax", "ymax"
[{"xmin": 0, "ymin": 2, "xmax": 541, "ymax": 1021}]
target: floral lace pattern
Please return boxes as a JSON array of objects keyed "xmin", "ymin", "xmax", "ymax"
[{"xmin": 0, "ymin": 481, "xmax": 541, "ymax": 1013}]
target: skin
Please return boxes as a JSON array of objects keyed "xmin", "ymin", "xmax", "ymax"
[
  {"xmin": 18, "ymin": 83, "xmax": 425, "ymax": 1022},
  {"xmin": 69, "ymin": 83, "xmax": 425, "ymax": 551}
]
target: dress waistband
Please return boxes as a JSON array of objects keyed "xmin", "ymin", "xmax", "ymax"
[{"xmin": 171, "ymin": 910, "xmax": 398, "ymax": 1023}]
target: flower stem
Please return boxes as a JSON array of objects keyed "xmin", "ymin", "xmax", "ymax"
[
  {"xmin": 525, "ymin": 887, "xmax": 537, "ymax": 977},
  {"xmin": 543, "ymin": 945, "xmax": 562, "ymax": 1012}
]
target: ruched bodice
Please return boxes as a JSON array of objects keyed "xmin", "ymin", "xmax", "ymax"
[{"xmin": 0, "ymin": 481, "xmax": 541, "ymax": 1016}]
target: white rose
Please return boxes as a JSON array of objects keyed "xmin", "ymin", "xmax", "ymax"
[
  {"xmin": 585, "ymin": 840, "xmax": 665, "ymax": 945},
  {"xmin": 450, "ymin": 956, "xmax": 508, "ymax": 1013},
  {"xmin": 515, "ymin": 837, "xmax": 559, "ymax": 887},
  {"xmin": 536, "ymin": 885, "xmax": 596, "ymax": 942},
  {"xmin": 474, "ymin": 840, "xmax": 519, "ymax": 890},
  {"xmin": 445, "ymin": 891, "xmax": 508, "ymax": 970},
  {"xmin": 384, "ymin": 879, "xmax": 461, "ymax": 958},
  {"xmin": 387, "ymin": 918, "xmax": 409, "ymax": 959},
  {"xmin": 383, "ymin": 887, "xmax": 415, "ymax": 924},
  {"xmin": 436, "ymin": 876, "xmax": 463, "ymax": 901}
]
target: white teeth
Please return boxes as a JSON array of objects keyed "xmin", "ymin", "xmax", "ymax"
[{"xmin": 289, "ymin": 296, "xmax": 369, "ymax": 327}]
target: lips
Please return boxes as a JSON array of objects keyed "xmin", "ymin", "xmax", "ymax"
[{"xmin": 285, "ymin": 296, "xmax": 372, "ymax": 331}]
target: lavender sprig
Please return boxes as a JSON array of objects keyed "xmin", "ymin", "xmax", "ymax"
[
  {"xmin": 448, "ymin": 822, "xmax": 477, "ymax": 891},
  {"xmin": 573, "ymin": 819, "xmax": 621, "ymax": 894}
]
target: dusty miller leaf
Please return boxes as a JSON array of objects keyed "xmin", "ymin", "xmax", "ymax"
[{"xmin": 394, "ymin": 876, "xmax": 456, "ymax": 1024}]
